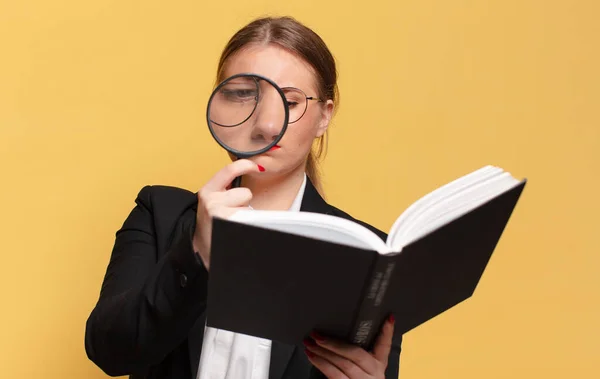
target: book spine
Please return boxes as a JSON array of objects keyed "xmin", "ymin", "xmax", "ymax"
[{"xmin": 349, "ymin": 255, "xmax": 397, "ymax": 349}]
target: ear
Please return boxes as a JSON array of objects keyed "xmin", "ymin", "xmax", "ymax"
[{"xmin": 315, "ymin": 99, "xmax": 334, "ymax": 138}]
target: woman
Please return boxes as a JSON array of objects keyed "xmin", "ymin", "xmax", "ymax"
[{"xmin": 85, "ymin": 16, "xmax": 402, "ymax": 379}]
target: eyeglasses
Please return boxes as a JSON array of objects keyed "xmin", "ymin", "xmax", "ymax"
[{"xmin": 281, "ymin": 87, "xmax": 323, "ymax": 124}]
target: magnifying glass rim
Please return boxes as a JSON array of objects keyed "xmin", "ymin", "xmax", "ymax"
[{"xmin": 206, "ymin": 72, "xmax": 290, "ymax": 159}]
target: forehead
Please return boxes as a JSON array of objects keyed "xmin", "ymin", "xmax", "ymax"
[{"xmin": 222, "ymin": 44, "xmax": 318, "ymax": 92}]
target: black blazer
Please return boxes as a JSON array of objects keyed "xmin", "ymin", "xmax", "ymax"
[{"xmin": 85, "ymin": 178, "xmax": 402, "ymax": 379}]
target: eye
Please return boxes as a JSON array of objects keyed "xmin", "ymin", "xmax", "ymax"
[
  {"xmin": 286, "ymin": 100, "xmax": 299, "ymax": 108},
  {"xmin": 220, "ymin": 88, "xmax": 258, "ymax": 102}
]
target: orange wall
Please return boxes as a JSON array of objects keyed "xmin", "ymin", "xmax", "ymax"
[{"xmin": 1, "ymin": 0, "xmax": 598, "ymax": 378}]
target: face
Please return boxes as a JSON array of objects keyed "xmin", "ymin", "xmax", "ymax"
[{"xmin": 219, "ymin": 44, "xmax": 334, "ymax": 178}]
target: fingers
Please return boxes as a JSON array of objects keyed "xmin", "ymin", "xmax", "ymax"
[
  {"xmin": 193, "ymin": 160, "xmax": 262, "ymax": 271},
  {"xmin": 372, "ymin": 314, "xmax": 395, "ymax": 364},
  {"xmin": 206, "ymin": 188, "xmax": 253, "ymax": 219},
  {"xmin": 305, "ymin": 349, "xmax": 350, "ymax": 379},
  {"xmin": 304, "ymin": 338, "xmax": 369, "ymax": 379},
  {"xmin": 203, "ymin": 159, "xmax": 264, "ymax": 192},
  {"xmin": 218, "ymin": 187, "xmax": 253, "ymax": 207},
  {"xmin": 305, "ymin": 333, "xmax": 377, "ymax": 376},
  {"xmin": 304, "ymin": 316, "xmax": 395, "ymax": 378}
]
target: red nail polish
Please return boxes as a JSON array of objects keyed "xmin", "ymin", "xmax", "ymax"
[
  {"xmin": 257, "ymin": 164, "xmax": 265, "ymax": 172},
  {"xmin": 303, "ymin": 338, "xmax": 316, "ymax": 347},
  {"xmin": 310, "ymin": 331, "xmax": 325, "ymax": 342},
  {"xmin": 388, "ymin": 313, "xmax": 395, "ymax": 323},
  {"xmin": 305, "ymin": 348, "xmax": 316, "ymax": 358}
]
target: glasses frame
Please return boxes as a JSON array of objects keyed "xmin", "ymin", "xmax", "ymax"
[{"xmin": 281, "ymin": 87, "xmax": 324, "ymax": 124}]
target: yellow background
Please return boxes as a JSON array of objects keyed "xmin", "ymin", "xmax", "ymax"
[{"xmin": 1, "ymin": 0, "xmax": 598, "ymax": 378}]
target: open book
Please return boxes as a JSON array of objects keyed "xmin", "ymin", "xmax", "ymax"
[{"xmin": 206, "ymin": 166, "xmax": 527, "ymax": 349}]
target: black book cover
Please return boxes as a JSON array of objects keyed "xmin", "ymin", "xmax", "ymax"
[{"xmin": 206, "ymin": 180, "xmax": 526, "ymax": 347}]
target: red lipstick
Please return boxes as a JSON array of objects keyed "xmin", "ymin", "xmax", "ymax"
[{"xmin": 269, "ymin": 145, "xmax": 281, "ymax": 151}]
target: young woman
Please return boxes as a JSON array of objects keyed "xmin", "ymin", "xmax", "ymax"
[{"xmin": 85, "ymin": 16, "xmax": 402, "ymax": 379}]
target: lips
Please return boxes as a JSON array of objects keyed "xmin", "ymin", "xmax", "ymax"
[{"xmin": 269, "ymin": 145, "xmax": 281, "ymax": 151}]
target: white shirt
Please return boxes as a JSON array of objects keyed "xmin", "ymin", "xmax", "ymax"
[{"xmin": 197, "ymin": 174, "xmax": 307, "ymax": 379}]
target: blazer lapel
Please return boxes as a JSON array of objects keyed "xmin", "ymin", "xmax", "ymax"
[
  {"xmin": 268, "ymin": 340, "xmax": 297, "ymax": 379},
  {"xmin": 188, "ymin": 311, "xmax": 206, "ymax": 379},
  {"xmin": 299, "ymin": 177, "xmax": 333, "ymax": 215},
  {"xmin": 176, "ymin": 202, "xmax": 206, "ymax": 379}
]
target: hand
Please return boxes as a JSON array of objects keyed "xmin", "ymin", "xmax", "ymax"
[
  {"xmin": 304, "ymin": 315, "xmax": 395, "ymax": 379},
  {"xmin": 192, "ymin": 159, "xmax": 264, "ymax": 270}
]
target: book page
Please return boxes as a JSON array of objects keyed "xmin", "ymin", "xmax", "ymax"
[
  {"xmin": 228, "ymin": 210, "xmax": 390, "ymax": 253},
  {"xmin": 387, "ymin": 166, "xmax": 521, "ymax": 251},
  {"xmin": 388, "ymin": 166, "xmax": 502, "ymax": 241}
]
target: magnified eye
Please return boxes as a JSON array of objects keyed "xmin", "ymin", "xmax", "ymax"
[{"xmin": 220, "ymin": 88, "xmax": 258, "ymax": 102}]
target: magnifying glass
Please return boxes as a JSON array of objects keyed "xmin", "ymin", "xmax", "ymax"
[{"xmin": 206, "ymin": 73, "xmax": 290, "ymax": 187}]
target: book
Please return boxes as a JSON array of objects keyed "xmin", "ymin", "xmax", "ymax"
[{"xmin": 206, "ymin": 165, "xmax": 527, "ymax": 349}]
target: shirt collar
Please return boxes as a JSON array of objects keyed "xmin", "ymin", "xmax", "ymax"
[{"xmin": 288, "ymin": 173, "xmax": 307, "ymax": 212}]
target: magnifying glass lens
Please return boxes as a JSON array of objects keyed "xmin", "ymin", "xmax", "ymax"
[{"xmin": 207, "ymin": 74, "xmax": 288, "ymax": 157}]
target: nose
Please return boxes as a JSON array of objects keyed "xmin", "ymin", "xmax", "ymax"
[{"xmin": 250, "ymin": 88, "xmax": 285, "ymax": 142}]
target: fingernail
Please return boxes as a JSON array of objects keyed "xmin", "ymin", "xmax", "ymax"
[
  {"xmin": 303, "ymin": 338, "xmax": 316, "ymax": 347},
  {"xmin": 388, "ymin": 313, "xmax": 395, "ymax": 323},
  {"xmin": 257, "ymin": 164, "xmax": 265, "ymax": 172},
  {"xmin": 305, "ymin": 348, "xmax": 316, "ymax": 358},
  {"xmin": 310, "ymin": 331, "xmax": 326, "ymax": 342}
]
